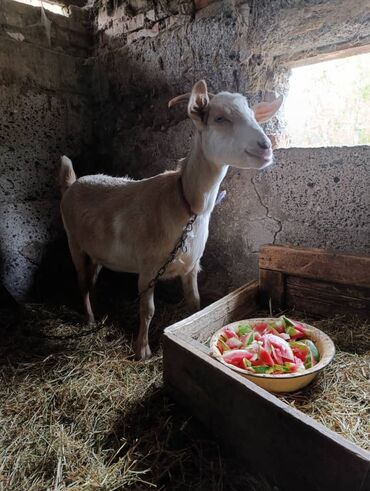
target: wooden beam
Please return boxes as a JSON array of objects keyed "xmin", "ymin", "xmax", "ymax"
[
  {"xmin": 285, "ymin": 39, "xmax": 370, "ymax": 68},
  {"xmin": 259, "ymin": 245, "xmax": 370, "ymax": 288},
  {"xmin": 285, "ymin": 276, "xmax": 370, "ymax": 318},
  {"xmin": 165, "ymin": 280, "xmax": 259, "ymax": 342}
]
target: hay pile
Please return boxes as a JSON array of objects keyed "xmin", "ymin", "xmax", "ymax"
[
  {"xmin": 0, "ymin": 302, "xmax": 273, "ymax": 491},
  {"xmin": 278, "ymin": 315, "xmax": 370, "ymax": 451},
  {"xmin": 1, "ymin": 300, "xmax": 368, "ymax": 490}
]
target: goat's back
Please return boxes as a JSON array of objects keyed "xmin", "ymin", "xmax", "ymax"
[{"xmin": 60, "ymin": 170, "xmax": 191, "ymax": 273}]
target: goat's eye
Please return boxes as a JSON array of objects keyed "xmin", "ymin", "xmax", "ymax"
[{"xmin": 214, "ymin": 116, "xmax": 227, "ymax": 123}]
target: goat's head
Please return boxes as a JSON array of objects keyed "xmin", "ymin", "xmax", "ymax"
[{"xmin": 169, "ymin": 80, "xmax": 283, "ymax": 170}]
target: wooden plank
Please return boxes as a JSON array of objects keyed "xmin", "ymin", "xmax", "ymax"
[
  {"xmin": 259, "ymin": 269, "xmax": 285, "ymax": 312},
  {"xmin": 163, "ymin": 334, "xmax": 370, "ymax": 491},
  {"xmin": 361, "ymin": 468, "xmax": 370, "ymax": 491},
  {"xmin": 285, "ymin": 276, "xmax": 370, "ymax": 318},
  {"xmin": 165, "ymin": 280, "xmax": 259, "ymax": 343},
  {"xmin": 259, "ymin": 245, "xmax": 370, "ymax": 288}
]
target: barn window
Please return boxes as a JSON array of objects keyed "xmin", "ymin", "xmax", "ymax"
[
  {"xmin": 283, "ymin": 51, "xmax": 370, "ymax": 147},
  {"xmin": 12, "ymin": 0, "xmax": 69, "ymax": 16}
]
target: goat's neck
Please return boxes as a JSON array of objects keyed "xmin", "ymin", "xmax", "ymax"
[{"xmin": 181, "ymin": 134, "xmax": 228, "ymax": 216}]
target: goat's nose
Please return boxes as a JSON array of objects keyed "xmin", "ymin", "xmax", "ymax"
[{"xmin": 257, "ymin": 139, "xmax": 271, "ymax": 150}]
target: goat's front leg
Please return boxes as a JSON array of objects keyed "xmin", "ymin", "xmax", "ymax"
[
  {"xmin": 181, "ymin": 263, "xmax": 200, "ymax": 313},
  {"xmin": 136, "ymin": 277, "xmax": 155, "ymax": 361}
]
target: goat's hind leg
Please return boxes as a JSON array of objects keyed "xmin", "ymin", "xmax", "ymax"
[
  {"xmin": 88, "ymin": 262, "xmax": 102, "ymax": 311},
  {"xmin": 68, "ymin": 241, "xmax": 96, "ymax": 325}
]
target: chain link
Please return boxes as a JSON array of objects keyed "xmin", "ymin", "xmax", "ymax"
[{"xmin": 138, "ymin": 214, "xmax": 197, "ymax": 299}]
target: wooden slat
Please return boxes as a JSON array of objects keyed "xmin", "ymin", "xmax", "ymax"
[
  {"xmin": 259, "ymin": 269, "xmax": 285, "ymax": 312},
  {"xmin": 163, "ymin": 334, "xmax": 370, "ymax": 491},
  {"xmin": 259, "ymin": 245, "xmax": 370, "ymax": 288},
  {"xmin": 165, "ymin": 281, "xmax": 259, "ymax": 342},
  {"xmin": 285, "ymin": 276, "xmax": 370, "ymax": 318}
]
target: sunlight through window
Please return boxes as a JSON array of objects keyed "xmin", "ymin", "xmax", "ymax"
[
  {"xmin": 11, "ymin": 0, "xmax": 69, "ymax": 16},
  {"xmin": 284, "ymin": 52, "xmax": 370, "ymax": 147}
]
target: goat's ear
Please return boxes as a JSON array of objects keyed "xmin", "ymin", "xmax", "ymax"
[
  {"xmin": 252, "ymin": 95, "xmax": 283, "ymax": 123},
  {"xmin": 188, "ymin": 80, "xmax": 210, "ymax": 130}
]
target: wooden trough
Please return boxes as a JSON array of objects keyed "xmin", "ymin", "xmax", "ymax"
[{"xmin": 163, "ymin": 245, "xmax": 370, "ymax": 491}]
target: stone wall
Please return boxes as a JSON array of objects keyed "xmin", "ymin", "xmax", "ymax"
[
  {"xmin": 92, "ymin": 0, "xmax": 370, "ymax": 295},
  {"xmin": 93, "ymin": 0, "xmax": 251, "ymax": 177},
  {"xmin": 0, "ymin": 0, "xmax": 94, "ymax": 299},
  {"xmin": 206, "ymin": 146, "xmax": 370, "ymax": 290},
  {"xmin": 2, "ymin": 0, "xmax": 369, "ymax": 300}
]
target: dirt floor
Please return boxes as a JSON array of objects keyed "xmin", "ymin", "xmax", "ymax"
[{"xmin": 0, "ymin": 290, "xmax": 276, "ymax": 491}]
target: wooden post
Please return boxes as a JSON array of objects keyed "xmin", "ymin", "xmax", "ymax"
[{"xmin": 259, "ymin": 269, "xmax": 285, "ymax": 312}]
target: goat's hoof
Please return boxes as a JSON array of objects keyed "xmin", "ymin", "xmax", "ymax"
[{"xmin": 135, "ymin": 344, "xmax": 152, "ymax": 361}]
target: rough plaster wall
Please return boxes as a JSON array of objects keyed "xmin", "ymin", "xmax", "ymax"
[
  {"xmin": 93, "ymin": 0, "xmax": 251, "ymax": 177},
  {"xmin": 0, "ymin": 0, "xmax": 94, "ymax": 299},
  {"xmin": 90, "ymin": 0, "xmax": 370, "ymax": 291},
  {"xmin": 207, "ymin": 146, "xmax": 370, "ymax": 290},
  {"xmin": 92, "ymin": 0, "xmax": 370, "ymax": 296},
  {"xmin": 249, "ymin": 0, "xmax": 370, "ymax": 68},
  {"xmin": 213, "ymin": 0, "xmax": 370, "ymax": 289},
  {"xmin": 3, "ymin": 0, "xmax": 369, "ymax": 300}
]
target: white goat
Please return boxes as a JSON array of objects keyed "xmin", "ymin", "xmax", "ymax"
[{"xmin": 59, "ymin": 80, "xmax": 282, "ymax": 360}]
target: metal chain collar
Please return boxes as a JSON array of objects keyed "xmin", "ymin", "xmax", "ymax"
[
  {"xmin": 138, "ymin": 213, "xmax": 197, "ymax": 299},
  {"xmin": 27, "ymin": 214, "xmax": 198, "ymax": 341}
]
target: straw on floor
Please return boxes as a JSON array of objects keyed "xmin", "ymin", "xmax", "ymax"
[
  {"xmin": 0, "ymin": 301, "xmax": 275, "ymax": 491},
  {"xmin": 278, "ymin": 315, "xmax": 370, "ymax": 451}
]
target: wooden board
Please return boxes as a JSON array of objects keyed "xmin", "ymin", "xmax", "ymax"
[
  {"xmin": 285, "ymin": 276, "xmax": 370, "ymax": 318},
  {"xmin": 163, "ymin": 334, "xmax": 370, "ymax": 491},
  {"xmin": 166, "ymin": 280, "xmax": 259, "ymax": 343},
  {"xmin": 259, "ymin": 245, "xmax": 370, "ymax": 288},
  {"xmin": 259, "ymin": 245, "xmax": 370, "ymax": 317}
]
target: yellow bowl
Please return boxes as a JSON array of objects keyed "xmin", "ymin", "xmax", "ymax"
[{"xmin": 210, "ymin": 318, "xmax": 335, "ymax": 393}]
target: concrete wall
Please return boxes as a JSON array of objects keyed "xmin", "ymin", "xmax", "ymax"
[
  {"xmin": 0, "ymin": 0, "xmax": 94, "ymax": 299},
  {"xmin": 92, "ymin": 0, "xmax": 370, "ymax": 295},
  {"xmin": 206, "ymin": 146, "xmax": 370, "ymax": 290},
  {"xmin": 93, "ymin": 0, "xmax": 251, "ymax": 177},
  {"xmin": 2, "ymin": 0, "xmax": 369, "ymax": 299}
]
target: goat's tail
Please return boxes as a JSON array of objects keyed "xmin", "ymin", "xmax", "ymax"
[{"xmin": 59, "ymin": 155, "xmax": 76, "ymax": 196}]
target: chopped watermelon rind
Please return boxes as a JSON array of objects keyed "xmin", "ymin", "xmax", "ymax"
[
  {"xmin": 301, "ymin": 339, "xmax": 320, "ymax": 362},
  {"xmin": 238, "ymin": 323, "xmax": 253, "ymax": 335},
  {"xmin": 217, "ymin": 317, "xmax": 320, "ymax": 374}
]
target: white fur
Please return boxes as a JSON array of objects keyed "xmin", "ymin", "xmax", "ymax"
[
  {"xmin": 59, "ymin": 80, "xmax": 282, "ymax": 360},
  {"xmin": 202, "ymin": 93, "xmax": 274, "ymax": 168}
]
